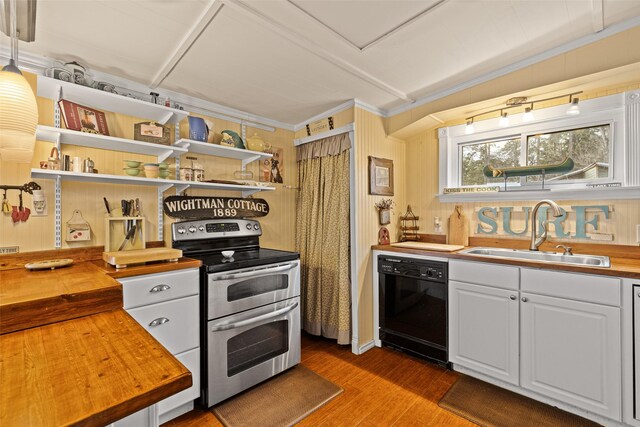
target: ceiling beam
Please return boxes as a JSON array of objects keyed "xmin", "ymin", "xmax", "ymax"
[
  {"xmin": 591, "ymin": 0, "xmax": 604, "ymax": 33},
  {"xmin": 149, "ymin": 0, "xmax": 224, "ymax": 88},
  {"xmin": 223, "ymin": 0, "xmax": 414, "ymax": 103}
]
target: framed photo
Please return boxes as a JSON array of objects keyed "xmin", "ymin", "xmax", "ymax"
[
  {"xmin": 369, "ymin": 156, "xmax": 394, "ymax": 196},
  {"xmin": 134, "ymin": 121, "xmax": 171, "ymax": 145}
]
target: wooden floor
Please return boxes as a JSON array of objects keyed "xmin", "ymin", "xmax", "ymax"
[{"xmin": 165, "ymin": 334, "xmax": 474, "ymax": 426}]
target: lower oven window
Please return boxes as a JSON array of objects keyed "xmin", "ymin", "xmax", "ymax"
[
  {"xmin": 227, "ymin": 320, "xmax": 289, "ymax": 377},
  {"xmin": 228, "ymin": 275, "xmax": 288, "ymax": 301}
]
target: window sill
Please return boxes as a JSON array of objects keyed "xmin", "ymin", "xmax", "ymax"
[{"xmin": 437, "ymin": 186, "xmax": 640, "ymax": 202}]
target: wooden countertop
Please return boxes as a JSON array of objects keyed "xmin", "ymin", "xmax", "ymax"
[
  {"xmin": 0, "ymin": 262, "xmax": 122, "ymax": 335},
  {"xmin": 0, "ymin": 254, "xmax": 201, "ymax": 335},
  {"xmin": 371, "ymin": 245, "xmax": 640, "ymax": 279},
  {"xmin": 0, "ymin": 309, "xmax": 192, "ymax": 426}
]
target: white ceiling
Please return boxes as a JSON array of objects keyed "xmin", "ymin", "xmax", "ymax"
[{"xmin": 3, "ymin": 0, "xmax": 640, "ymax": 126}]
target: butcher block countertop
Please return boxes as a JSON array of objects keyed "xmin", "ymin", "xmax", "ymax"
[
  {"xmin": 0, "ymin": 309, "xmax": 192, "ymax": 426},
  {"xmin": 0, "ymin": 245, "xmax": 202, "ymax": 426},
  {"xmin": 372, "ymin": 242, "xmax": 640, "ymax": 279}
]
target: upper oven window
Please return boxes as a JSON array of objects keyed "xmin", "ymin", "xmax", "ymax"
[{"xmin": 227, "ymin": 275, "xmax": 289, "ymax": 301}]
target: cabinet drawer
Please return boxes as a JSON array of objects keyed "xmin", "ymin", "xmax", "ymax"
[
  {"xmin": 450, "ymin": 259, "xmax": 519, "ymax": 290},
  {"xmin": 521, "ymin": 268, "xmax": 620, "ymax": 306},
  {"xmin": 120, "ymin": 269, "xmax": 199, "ymax": 309},
  {"xmin": 127, "ymin": 295, "xmax": 199, "ymax": 354},
  {"xmin": 158, "ymin": 347, "xmax": 200, "ymax": 421}
]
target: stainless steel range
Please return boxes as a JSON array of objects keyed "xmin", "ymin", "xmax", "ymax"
[{"xmin": 172, "ymin": 218, "xmax": 301, "ymax": 407}]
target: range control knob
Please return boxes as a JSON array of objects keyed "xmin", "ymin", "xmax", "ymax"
[
  {"xmin": 188, "ymin": 226, "xmax": 197, "ymax": 233},
  {"xmin": 198, "ymin": 226, "xmax": 205, "ymax": 232},
  {"xmin": 246, "ymin": 224, "xmax": 252, "ymax": 230},
  {"xmin": 253, "ymin": 224, "xmax": 260, "ymax": 230},
  {"xmin": 426, "ymin": 270, "xmax": 433, "ymax": 277},
  {"xmin": 177, "ymin": 227, "xmax": 186, "ymax": 234}
]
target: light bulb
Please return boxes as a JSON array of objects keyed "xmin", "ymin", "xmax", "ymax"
[
  {"xmin": 523, "ymin": 107, "xmax": 534, "ymax": 122},
  {"xmin": 499, "ymin": 112, "xmax": 509, "ymax": 127},
  {"xmin": 566, "ymin": 98, "xmax": 580, "ymax": 115},
  {"xmin": 465, "ymin": 120, "xmax": 475, "ymax": 135}
]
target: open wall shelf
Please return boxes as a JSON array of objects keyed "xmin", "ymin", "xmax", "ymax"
[
  {"xmin": 37, "ymin": 126, "xmax": 187, "ymax": 161},
  {"xmin": 37, "ymin": 75, "xmax": 189, "ymax": 125}
]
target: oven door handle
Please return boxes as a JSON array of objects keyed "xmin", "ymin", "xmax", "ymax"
[
  {"xmin": 212, "ymin": 262, "xmax": 296, "ymax": 281},
  {"xmin": 210, "ymin": 301, "xmax": 299, "ymax": 332}
]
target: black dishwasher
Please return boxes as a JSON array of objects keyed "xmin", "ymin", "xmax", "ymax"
[{"xmin": 378, "ymin": 255, "xmax": 448, "ymax": 365}]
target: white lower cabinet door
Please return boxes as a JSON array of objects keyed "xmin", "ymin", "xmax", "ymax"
[
  {"xmin": 520, "ymin": 292, "xmax": 621, "ymax": 420},
  {"xmin": 158, "ymin": 348, "xmax": 200, "ymax": 424},
  {"xmin": 449, "ymin": 280, "xmax": 520, "ymax": 385},
  {"xmin": 112, "ymin": 405, "xmax": 157, "ymax": 427}
]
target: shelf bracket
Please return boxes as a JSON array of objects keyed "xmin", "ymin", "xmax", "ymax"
[
  {"xmin": 55, "ymin": 84, "xmax": 63, "ymax": 103},
  {"xmin": 242, "ymin": 188, "xmax": 260, "ymax": 198},
  {"xmin": 158, "ymin": 149, "xmax": 172, "ymax": 163},
  {"xmin": 159, "ymin": 111, "xmax": 174, "ymax": 126},
  {"xmin": 241, "ymin": 154, "xmax": 262, "ymax": 170},
  {"xmin": 175, "ymin": 184, "xmax": 190, "ymax": 194}
]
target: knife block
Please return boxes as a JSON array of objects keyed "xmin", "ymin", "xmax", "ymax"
[{"xmin": 105, "ymin": 216, "xmax": 146, "ymax": 252}]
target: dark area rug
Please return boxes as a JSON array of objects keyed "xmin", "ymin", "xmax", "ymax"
[
  {"xmin": 439, "ymin": 374, "xmax": 601, "ymax": 426},
  {"xmin": 213, "ymin": 366, "xmax": 343, "ymax": 426}
]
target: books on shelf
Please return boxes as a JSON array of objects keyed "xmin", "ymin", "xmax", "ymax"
[{"xmin": 59, "ymin": 99, "xmax": 110, "ymax": 136}]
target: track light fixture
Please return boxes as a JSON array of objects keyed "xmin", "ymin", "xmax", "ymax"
[
  {"xmin": 498, "ymin": 111, "xmax": 509, "ymax": 127},
  {"xmin": 566, "ymin": 96, "xmax": 580, "ymax": 115},
  {"xmin": 522, "ymin": 105, "xmax": 534, "ymax": 122},
  {"xmin": 465, "ymin": 118, "xmax": 475, "ymax": 135},
  {"xmin": 464, "ymin": 91, "xmax": 582, "ymax": 132}
]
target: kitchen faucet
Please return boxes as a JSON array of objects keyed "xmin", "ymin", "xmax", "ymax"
[{"xmin": 530, "ymin": 199, "xmax": 563, "ymax": 251}]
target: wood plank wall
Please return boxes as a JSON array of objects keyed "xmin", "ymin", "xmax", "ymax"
[{"xmin": 0, "ymin": 73, "xmax": 296, "ymax": 253}]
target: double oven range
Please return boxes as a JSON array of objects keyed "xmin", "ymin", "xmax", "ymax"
[{"xmin": 172, "ymin": 218, "xmax": 300, "ymax": 407}]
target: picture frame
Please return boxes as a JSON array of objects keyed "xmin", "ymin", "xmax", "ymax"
[
  {"xmin": 369, "ymin": 156, "xmax": 394, "ymax": 196},
  {"xmin": 134, "ymin": 121, "xmax": 171, "ymax": 145}
]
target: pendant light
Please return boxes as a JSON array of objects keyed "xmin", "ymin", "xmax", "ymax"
[{"xmin": 0, "ymin": 0, "xmax": 38, "ymax": 163}]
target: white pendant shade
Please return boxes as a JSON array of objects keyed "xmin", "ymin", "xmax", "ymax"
[{"xmin": 0, "ymin": 70, "xmax": 38, "ymax": 163}]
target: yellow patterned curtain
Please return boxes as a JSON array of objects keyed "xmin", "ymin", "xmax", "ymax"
[{"xmin": 296, "ymin": 133, "xmax": 351, "ymax": 345}]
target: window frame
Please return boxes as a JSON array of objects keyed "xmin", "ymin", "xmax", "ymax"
[{"xmin": 439, "ymin": 91, "xmax": 634, "ymax": 200}]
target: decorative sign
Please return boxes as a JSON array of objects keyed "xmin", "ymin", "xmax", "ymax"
[
  {"xmin": 587, "ymin": 182, "xmax": 622, "ymax": 188},
  {"xmin": 163, "ymin": 196, "xmax": 269, "ymax": 220},
  {"xmin": 443, "ymin": 186, "xmax": 500, "ymax": 194},
  {"xmin": 305, "ymin": 116, "xmax": 334, "ymax": 136},
  {"xmin": 475, "ymin": 205, "xmax": 612, "ymax": 240}
]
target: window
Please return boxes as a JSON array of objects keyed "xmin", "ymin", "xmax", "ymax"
[
  {"xmin": 461, "ymin": 138, "xmax": 520, "ymax": 185},
  {"xmin": 459, "ymin": 124, "xmax": 611, "ymax": 186},
  {"xmin": 526, "ymin": 124, "xmax": 610, "ymax": 182},
  {"xmin": 440, "ymin": 91, "xmax": 632, "ymax": 200}
]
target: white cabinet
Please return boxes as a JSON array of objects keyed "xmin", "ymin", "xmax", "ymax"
[
  {"xmin": 449, "ymin": 260, "xmax": 624, "ymax": 423},
  {"xmin": 118, "ymin": 268, "xmax": 200, "ymax": 425},
  {"xmin": 449, "ymin": 280, "xmax": 520, "ymax": 385},
  {"xmin": 520, "ymin": 292, "xmax": 621, "ymax": 420}
]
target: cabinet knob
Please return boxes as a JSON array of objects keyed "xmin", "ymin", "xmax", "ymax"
[
  {"xmin": 149, "ymin": 284, "xmax": 171, "ymax": 293},
  {"xmin": 149, "ymin": 317, "xmax": 170, "ymax": 327},
  {"xmin": 521, "ymin": 297, "xmax": 528, "ymax": 302},
  {"xmin": 510, "ymin": 295, "xmax": 517, "ymax": 300}
]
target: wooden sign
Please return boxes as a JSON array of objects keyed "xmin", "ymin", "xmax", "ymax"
[
  {"xmin": 163, "ymin": 196, "xmax": 269, "ymax": 219},
  {"xmin": 305, "ymin": 116, "xmax": 334, "ymax": 136}
]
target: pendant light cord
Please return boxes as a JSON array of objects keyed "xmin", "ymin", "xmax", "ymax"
[{"xmin": 3, "ymin": 0, "xmax": 21, "ymax": 73}]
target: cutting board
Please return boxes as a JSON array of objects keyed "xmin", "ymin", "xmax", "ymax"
[
  {"xmin": 391, "ymin": 242, "xmax": 465, "ymax": 252},
  {"xmin": 448, "ymin": 205, "xmax": 469, "ymax": 246},
  {"xmin": 103, "ymin": 248, "xmax": 182, "ymax": 268}
]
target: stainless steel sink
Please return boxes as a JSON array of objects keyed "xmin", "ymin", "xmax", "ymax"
[{"xmin": 458, "ymin": 247, "xmax": 610, "ymax": 268}]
